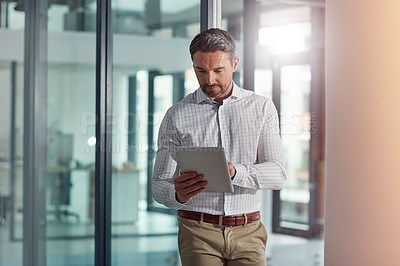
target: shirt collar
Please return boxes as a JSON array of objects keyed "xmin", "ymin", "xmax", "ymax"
[{"xmin": 195, "ymin": 82, "xmax": 241, "ymax": 104}]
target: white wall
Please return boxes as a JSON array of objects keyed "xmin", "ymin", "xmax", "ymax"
[{"xmin": 325, "ymin": 1, "xmax": 400, "ymax": 265}]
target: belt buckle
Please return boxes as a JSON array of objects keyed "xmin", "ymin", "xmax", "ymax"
[
  {"xmin": 218, "ymin": 215, "xmax": 234, "ymax": 228},
  {"xmin": 218, "ymin": 215, "xmax": 224, "ymax": 227}
]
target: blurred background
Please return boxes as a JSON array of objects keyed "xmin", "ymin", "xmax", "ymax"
[{"xmin": 0, "ymin": 0, "xmax": 326, "ymax": 265}]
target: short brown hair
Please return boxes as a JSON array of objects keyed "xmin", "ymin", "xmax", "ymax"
[{"xmin": 189, "ymin": 28, "xmax": 237, "ymax": 63}]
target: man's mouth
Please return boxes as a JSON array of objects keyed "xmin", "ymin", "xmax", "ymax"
[{"xmin": 205, "ymin": 85, "xmax": 221, "ymax": 89}]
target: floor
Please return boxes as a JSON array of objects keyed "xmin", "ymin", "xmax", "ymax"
[{"xmin": 0, "ymin": 210, "xmax": 324, "ymax": 266}]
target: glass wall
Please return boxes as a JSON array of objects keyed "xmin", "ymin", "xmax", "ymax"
[
  {"xmin": 111, "ymin": 1, "xmax": 200, "ymax": 265},
  {"xmin": 255, "ymin": 2, "xmax": 324, "ymax": 265},
  {"xmin": 0, "ymin": 1, "xmax": 325, "ymax": 265},
  {"xmin": 0, "ymin": 61, "xmax": 24, "ymax": 266},
  {"xmin": 45, "ymin": 0, "xmax": 97, "ymax": 264},
  {"xmin": 0, "ymin": 2, "xmax": 25, "ymax": 264},
  {"xmin": 222, "ymin": 1, "xmax": 324, "ymax": 265},
  {"xmin": 1, "ymin": 1, "xmax": 97, "ymax": 265},
  {"xmin": 46, "ymin": 61, "xmax": 96, "ymax": 264}
]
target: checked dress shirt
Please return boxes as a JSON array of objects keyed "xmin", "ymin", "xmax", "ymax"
[{"xmin": 152, "ymin": 83, "xmax": 286, "ymax": 216}]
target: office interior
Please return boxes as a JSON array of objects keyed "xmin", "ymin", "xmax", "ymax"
[
  {"xmin": 2, "ymin": 0, "xmax": 325, "ymax": 265},
  {"xmin": 1, "ymin": 0, "xmax": 399, "ymax": 265}
]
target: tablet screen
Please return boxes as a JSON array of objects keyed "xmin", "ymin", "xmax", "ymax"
[{"xmin": 176, "ymin": 147, "xmax": 234, "ymax": 192}]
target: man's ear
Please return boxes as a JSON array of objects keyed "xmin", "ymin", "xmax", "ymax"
[{"xmin": 232, "ymin": 56, "xmax": 239, "ymax": 72}]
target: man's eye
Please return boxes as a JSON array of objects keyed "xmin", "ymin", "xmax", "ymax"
[
  {"xmin": 215, "ymin": 70, "xmax": 222, "ymax": 73},
  {"xmin": 199, "ymin": 71, "xmax": 206, "ymax": 74}
]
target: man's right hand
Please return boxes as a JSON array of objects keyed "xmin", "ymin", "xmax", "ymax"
[{"xmin": 174, "ymin": 172, "xmax": 208, "ymax": 203}]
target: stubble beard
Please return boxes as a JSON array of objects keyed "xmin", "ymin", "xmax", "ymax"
[{"xmin": 201, "ymin": 81, "xmax": 232, "ymax": 99}]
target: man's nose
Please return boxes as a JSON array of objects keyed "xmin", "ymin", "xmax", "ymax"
[{"xmin": 206, "ymin": 73, "xmax": 216, "ymax": 85}]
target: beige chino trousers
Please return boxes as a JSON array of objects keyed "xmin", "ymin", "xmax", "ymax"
[{"xmin": 178, "ymin": 216, "xmax": 268, "ymax": 266}]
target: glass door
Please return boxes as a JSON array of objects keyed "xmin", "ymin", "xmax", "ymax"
[
  {"xmin": 255, "ymin": 3, "xmax": 325, "ymax": 239},
  {"xmin": 1, "ymin": 1, "xmax": 98, "ymax": 265},
  {"xmin": 272, "ymin": 63, "xmax": 313, "ymax": 237},
  {"xmin": 271, "ymin": 56, "xmax": 324, "ymax": 239},
  {"xmin": 46, "ymin": 1, "xmax": 97, "ymax": 265}
]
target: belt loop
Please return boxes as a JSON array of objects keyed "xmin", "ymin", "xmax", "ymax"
[
  {"xmin": 243, "ymin": 214, "xmax": 248, "ymax": 226},
  {"xmin": 218, "ymin": 215, "xmax": 223, "ymax": 227},
  {"xmin": 200, "ymin": 213, "xmax": 204, "ymax": 224}
]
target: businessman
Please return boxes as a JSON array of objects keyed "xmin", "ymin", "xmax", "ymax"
[{"xmin": 152, "ymin": 28, "xmax": 286, "ymax": 266}]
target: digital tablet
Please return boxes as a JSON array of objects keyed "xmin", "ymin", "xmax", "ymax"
[{"xmin": 176, "ymin": 147, "xmax": 234, "ymax": 192}]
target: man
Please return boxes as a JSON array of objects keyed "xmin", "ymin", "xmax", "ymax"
[{"xmin": 152, "ymin": 28, "xmax": 286, "ymax": 266}]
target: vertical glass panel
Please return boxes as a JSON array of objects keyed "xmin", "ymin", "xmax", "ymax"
[
  {"xmin": 111, "ymin": 1, "xmax": 201, "ymax": 265},
  {"xmin": 280, "ymin": 64, "xmax": 311, "ymax": 229},
  {"xmin": 0, "ymin": 61, "xmax": 24, "ymax": 266},
  {"xmin": 222, "ymin": 0, "xmax": 243, "ymax": 87},
  {"xmin": 0, "ymin": 2, "xmax": 25, "ymax": 263},
  {"xmin": 45, "ymin": 0, "xmax": 97, "ymax": 265},
  {"xmin": 221, "ymin": 0, "xmax": 243, "ymax": 41},
  {"xmin": 256, "ymin": 3, "xmax": 324, "ymax": 264}
]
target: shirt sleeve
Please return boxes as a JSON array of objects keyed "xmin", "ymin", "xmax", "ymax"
[
  {"xmin": 152, "ymin": 109, "xmax": 187, "ymax": 210},
  {"xmin": 231, "ymin": 99, "xmax": 287, "ymax": 190}
]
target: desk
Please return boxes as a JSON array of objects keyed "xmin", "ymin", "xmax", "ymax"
[
  {"xmin": 3, "ymin": 166, "xmax": 140, "ymax": 223},
  {"xmin": 48, "ymin": 167, "xmax": 140, "ymax": 224}
]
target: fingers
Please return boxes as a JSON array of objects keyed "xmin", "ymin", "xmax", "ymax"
[
  {"xmin": 175, "ymin": 172, "xmax": 197, "ymax": 183},
  {"xmin": 174, "ymin": 172, "xmax": 208, "ymax": 203},
  {"xmin": 227, "ymin": 161, "xmax": 236, "ymax": 179}
]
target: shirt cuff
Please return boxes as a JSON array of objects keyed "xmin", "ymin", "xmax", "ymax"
[
  {"xmin": 168, "ymin": 187, "xmax": 187, "ymax": 209},
  {"xmin": 230, "ymin": 163, "xmax": 247, "ymax": 187}
]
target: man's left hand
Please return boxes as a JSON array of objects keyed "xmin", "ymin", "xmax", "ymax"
[{"xmin": 227, "ymin": 161, "xmax": 236, "ymax": 179}]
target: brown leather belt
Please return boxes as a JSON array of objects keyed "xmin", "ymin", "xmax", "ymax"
[{"xmin": 178, "ymin": 210, "xmax": 260, "ymax": 227}]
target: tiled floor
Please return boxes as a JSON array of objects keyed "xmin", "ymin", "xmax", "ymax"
[{"xmin": 0, "ymin": 211, "xmax": 324, "ymax": 266}]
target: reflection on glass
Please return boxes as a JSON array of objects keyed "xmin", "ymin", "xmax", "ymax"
[{"xmin": 280, "ymin": 64, "xmax": 311, "ymax": 228}]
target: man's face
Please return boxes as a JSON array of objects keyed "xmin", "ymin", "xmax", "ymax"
[{"xmin": 192, "ymin": 51, "xmax": 239, "ymax": 102}]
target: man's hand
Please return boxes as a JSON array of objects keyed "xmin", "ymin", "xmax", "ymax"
[
  {"xmin": 174, "ymin": 172, "xmax": 208, "ymax": 203},
  {"xmin": 228, "ymin": 161, "xmax": 236, "ymax": 179}
]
